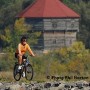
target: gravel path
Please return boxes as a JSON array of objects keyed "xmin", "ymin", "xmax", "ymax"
[{"xmin": 0, "ymin": 80, "xmax": 90, "ymax": 90}]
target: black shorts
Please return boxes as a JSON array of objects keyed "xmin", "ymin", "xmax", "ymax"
[
  {"xmin": 15, "ymin": 53, "xmax": 19, "ymax": 58},
  {"xmin": 15, "ymin": 53, "xmax": 27, "ymax": 59}
]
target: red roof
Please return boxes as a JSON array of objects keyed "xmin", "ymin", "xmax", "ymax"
[{"xmin": 17, "ymin": 0, "xmax": 80, "ymax": 18}]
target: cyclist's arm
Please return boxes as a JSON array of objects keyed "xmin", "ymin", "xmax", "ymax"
[{"xmin": 27, "ymin": 44, "xmax": 35, "ymax": 57}]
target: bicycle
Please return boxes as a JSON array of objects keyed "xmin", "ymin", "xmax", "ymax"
[{"xmin": 13, "ymin": 55, "xmax": 33, "ymax": 81}]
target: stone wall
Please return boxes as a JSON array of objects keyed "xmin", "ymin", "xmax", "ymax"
[
  {"xmin": 25, "ymin": 18, "xmax": 79, "ymax": 50},
  {"xmin": 43, "ymin": 18, "xmax": 79, "ymax": 31},
  {"xmin": 44, "ymin": 31, "xmax": 77, "ymax": 50}
]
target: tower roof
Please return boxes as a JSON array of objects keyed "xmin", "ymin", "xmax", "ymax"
[{"xmin": 17, "ymin": 0, "xmax": 80, "ymax": 18}]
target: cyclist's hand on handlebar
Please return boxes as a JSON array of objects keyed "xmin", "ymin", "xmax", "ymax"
[
  {"xmin": 30, "ymin": 54, "xmax": 35, "ymax": 57},
  {"xmin": 32, "ymin": 54, "xmax": 35, "ymax": 57}
]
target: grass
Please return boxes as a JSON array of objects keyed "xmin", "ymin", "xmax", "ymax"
[
  {"xmin": 0, "ymin": 71, "xmax": 47, "ymax": 83},
  {"xmin": 0, "ymin": 71, "xmax": 14, "ymax": 82},
  {"xmin": 0, "ymin": 71, "xmax": 90, "ymax": 83}
]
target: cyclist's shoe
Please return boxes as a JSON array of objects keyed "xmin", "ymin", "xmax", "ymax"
[
  {"xmin": 17, "ymin": 65, "xmax": 22, "ymax": 73},
  {"xmin": 22, "ymin": 72, "xmax": 25, "ymax": 77},
  {"xmin": 18, "ymin": 65, "xmax": 22, "ymax": 70}
]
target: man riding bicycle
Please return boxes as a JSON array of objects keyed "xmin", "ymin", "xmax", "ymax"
[{"xmin": 15, "ymin": 36, "xmax": 35, "ymax": 73}]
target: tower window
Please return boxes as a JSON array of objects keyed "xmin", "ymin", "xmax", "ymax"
[
  {"xmin": 51, "ymin": 19, "xmax": 58, "ymax": 28},
  {"xmin": 52, "ymin": 22, "xmax": 57, "ymax": 28},
  {"xmin": 53, "ymin": 39, "xmax": 56, "ymax": 44}
]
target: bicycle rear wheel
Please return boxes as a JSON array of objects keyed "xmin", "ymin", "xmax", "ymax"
[
  {"xmin": 13, "ymin": 63, "xmax": 21, "ymax": 81},
  {"xmin": 25, "ymin": 64, "xmax": 33, "ymax": 81}
]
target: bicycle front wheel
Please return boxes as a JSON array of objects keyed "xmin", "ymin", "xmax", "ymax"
[
  {"xmin": 13, "ymin": 63, "xmax": 21, "ymax": 81},
  {"xmin": 25, "ymin": 64, "xmax": 33, "ymax": 81}
]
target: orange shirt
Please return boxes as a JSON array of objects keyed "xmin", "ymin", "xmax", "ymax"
[{"xmin": 16, "ymin": 43, "xmax": 33, "ymax": 55}]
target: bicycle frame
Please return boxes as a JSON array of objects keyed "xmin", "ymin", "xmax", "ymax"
[{"xmin": 22, "ymin": 56, "xmax": 30, "ymax": 66}]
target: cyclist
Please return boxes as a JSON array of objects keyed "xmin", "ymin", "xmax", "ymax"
[{"xmin": 15, "ymin": 36, "xmax": 35, "ymax": 76}]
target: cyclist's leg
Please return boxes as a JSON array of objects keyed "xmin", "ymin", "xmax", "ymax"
[
  {"xmin": 18, "ymin": 55, "xmax": 23, "ymax": 69},
  {"xmin": 22, "ymin": 55, "xmax": 26, "ymax": 77},
  {"xmin": 15, "ymin": 53, "xmax": 22, "ymax": 65},
  {"xmin": 18, "ymin": 55, "xmax": 22, "ymax": 65},
  {"xmin": 15, "ymin": 54, "xmax": 23, "ymax": 70}
]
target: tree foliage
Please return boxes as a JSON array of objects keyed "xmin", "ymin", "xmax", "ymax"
[{"xmin": 14, "ymin": 18, "xmax": 29, "ymax": 34}]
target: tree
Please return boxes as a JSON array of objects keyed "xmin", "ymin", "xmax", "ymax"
[
  {"xmin": 0, "ymin": 1, "xmax": 23, "ymax": 29},
  {"xmin": 0, "ymin": 27, "xmax": 12, "ymax": 48},
  {"xmin": 22, "ymin": 0, "xmax": 34, "ymax": 9}
]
